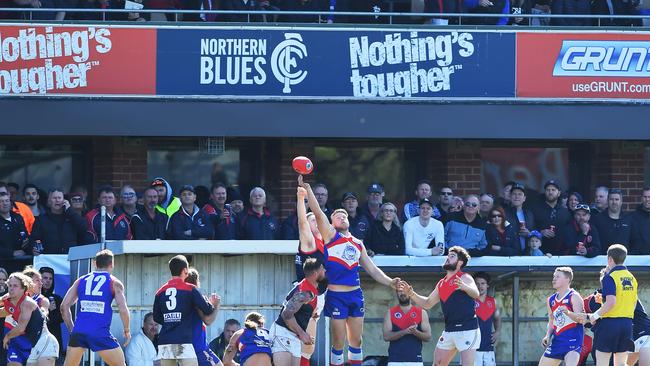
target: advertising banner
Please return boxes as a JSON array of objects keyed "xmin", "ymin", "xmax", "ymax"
[
  {"xmin": 156, "ymin": 28, "xmax": 516, "ymax": 98},
  {"xmin": 0, "ymin": 25, "xmax": 157, "ymax": 95},
  {"xmin": 517, "ymin": 32, "xmax": 650, "ymax": 99}
]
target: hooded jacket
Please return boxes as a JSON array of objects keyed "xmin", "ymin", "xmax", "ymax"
[
  {"xmin": 40, "ymin": 268, "xmax": 63, "ymax": 351},
  {"xmin": 152, "ymin": 177, "xmax": 182, "ymax": 218}
]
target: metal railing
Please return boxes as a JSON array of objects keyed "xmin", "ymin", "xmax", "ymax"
[{"xmin": 1, "ymin": 7, "xmax": 649, "ymax": 26}]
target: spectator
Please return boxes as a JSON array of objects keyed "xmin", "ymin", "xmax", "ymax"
[
  {"xmin": 479, "ymin": 193, "xmax": 495, "ymax": 222},
  {"xmin": 0, "ymin": 192, "xmax": 29, "ymax": 259},
  {"xmin": 591, "ymin": 0, "xmax": 641, "ymax": 25},
  {"xmin": 567, "ymin": 191, "xmax": 583, "ymax": 214},
  {"xmin": 131, "ymin": 187, "xmax": 168, "ymax": 240},
  {"xmin": 365, "ymin": 202, "xmax": 404, "ymax": 256},
  {"xmin": 0, "ymin": 267, "xmax": 7, "ymax": 295},
  {"xmin": 424, "ymin": 0, "xmax": 462, "ymax": 24},
  {"xmin": 532, "ymin": 180, "xmax": 570, "ymax": 256},
  {"xmin": 340, "ymin": 192, "xmax": 371, "ymax": 240},
  {"xmin": 629, "ymin": 187, "xmax": 650, "ymax": 255},
  {"xmin": 238, "ymin": 187, "xmax": 279, "ymax": 240},
  {"xmin": 509, "ymin": 0, "xmax": 532, "ymax": 25},
  {"xmin": 209, "ymin": 319, "xmax": 241, "ymax": 362},
  {"xmin": 312, "ymin": 183, "xmax": 334, "ymax": 219},
  {"xmin": 505, "ymin": 183, "xmax": 535, "ymax": 253},
  {"xmin": 151, "ymin": 177, "xmax": 182, "ymax": 217},
  {"xmin": 126, "ymin": 312, "xmax": 159, "ymax": 366},
  {"xmin": 227, "ymin": 187, "xmax": 245, "ymax": 215},
  {"xmin": 280, "ymin": 198, "xmax": 306, "ymax": 240},
  {"xmin": 30, "ymin": 189, "xmax": 86, "ymax": 254},
  {"xmin": 497, "ymin": 181, "xmax": 515, "ymax": 208},
  {"xmin": 23, "ymin": 184, "xmax": 45, "ymax": 217},
  {"xmin": 464, "ymin": 0, "xmax": 510, "ymax": 25},
  {"xmin": 144, "ymin": 0, "xmax": 178, "ymax": 21},
  {"xmin": 219, "ymin": 0, "xmax": 275, "ymax": 22},
  {"xmin": 591, "ymin": 188, "xmax": 631, "ymax": 252},
  {"xmin": 591, "ymin": 186, "xmax": 609, "ymax": 216},
  {"xmin": 403, "ymin": 180, "xmax": 438, "ymax": 222},
  {"xmin": 119, "ymin": 185, "xmax": 139, "ymax": 220},
  {"xmin": 361, "ymin": 182, "xmax": 385, "ymax": 220},
  {"xmin": 551, "ymin": 0, "xmax": 591, "ymax": 25},
  {"xmin": 560, "ymin": 204, "xmax": 601, "ymax": 257},
  {"xmin": 526, "ymin": 231, "xmax": 545, "ymax": 256},
  {"xmin": 436, "ymin": 186, "xmax": 454, "ymax": 224},
  {"xmin": 194, "ymin": 185, "xmax": 210, "ymax": 209},
  {"xmin": 382, "ymin": 288, "xmax": 431, "ymax": 365},
  {"xmin": 276, "ymin": 0, "xmax": 327, "ymax": 22},
  {"xmin": 168, "ymin": 185, "xmax": 214, "ymax": 240},
  {"xmin": 84, "ymin": 186, "xmax": 132, "ymax": 243},
  {"xmin": 444, "ymin": 195, "xmax": 488, "ymax": 256},
  {"xmin": 69, "ymin": 183, "xmax": 88, "ymax": 203},
  {"xmin": 403, "ymin": 198, "xmax": 444, "ymax": 257},
  {"xmin": 485, "ymin": 206, "xmax": 519, "ymax": 256},
  {"xmin": 473, "ymin": 272, "xmax": 502, "ymax": 366},
  {"xmin": 7, "ymin": 183, "xmax": 19, "ymax": 202},
  {"xmin": 0, "ymin": 182, "xmax": 35, "ymax": 234},
  {"xmin": 530, "ymin": 0, "xmax": 551, "ymax": 25},
  {"xmin": 450, "ymin": 196, "xmax": 464, "ymax": 213},
  {"xmin": 69, "ymin": 191, "xmax": 87, "ymax": 217},
  {"xmin": 39, "ymin": 266, "xmax": 64, "ymax": 357},
  {"xmin": 203, "ymin": 183, "xmax": 237, "ymax": 240}
]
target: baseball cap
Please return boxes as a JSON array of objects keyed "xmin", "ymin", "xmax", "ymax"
[
  {"xmin": 341, "ymin": 192, "xmax": 357, "ymax": 202},
  {"xmin": 511, "ymin": 183, "xmax": 526, "ymax": 194},
  {"xmin": 419, "ymin": 198, "xmax": 433, "ymax": 207},
  {"xmin": 151, "ymin": 178, "xmax": 165, "ymax": 187},
  {"xmin": 575, "ymin": 203, "xmax": 590, "ymax": 213},
  {"xmin": 367, "ymin": 183, "xmax": 384, "ymax": 194},
  {"xmin": 179, "ymin": 185, "xmax": 195, "ymax": 195},
  {"xmin": 544, "ymin": 180, "xmax": 561, "ymax": 190},
  {"xmin": 69, "ymin": 192, "xmax": 83, "ymax": 199},
  {"xmin": 528, "ymin": 230, "xmax": 542, "ymax": 240}
]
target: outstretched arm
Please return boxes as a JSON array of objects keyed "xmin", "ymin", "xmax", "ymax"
[
  {"xmin": 61, "ymin": 279, "xmax": 80, "ymax": 332},
  {"xmin": 400, "ymin": 281, "xmax": 440, "ymax": 310},
  {"xmin": 297, "ymin": 187, "xmax": 316, "ymax": 253},
  {"xmin": 299, "ymin": 176, "xmax": 335, "ymax": 243},
  {"xmin": 113, "ymin": 278, "xmax": 131, "ymax": 347},
  {"xmin": 359, "ymin": 244, "xmax": 398, "ymax": 288}
]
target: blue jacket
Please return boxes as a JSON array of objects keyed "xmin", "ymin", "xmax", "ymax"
[
  {"xmin": 84, "ymin": 207, "xmax": 132, "ymax": 243},
  {"xmin": 485, "ymin": 223, "xmax": 519, "ymax": 256},
  {"xmin": 280, "ymin": 212, "xmax": 299, "ymax": 240},
  {"xmin": 444, "ymin": 212, "xmax": 488, "ymax": 256},
  {"xmin": 238, "ymin": 208, "xmax": 279, "ymax": 240},
  {"xmin": 202, "ymin": 202, "xmax": 237, "ymax": 240},
  {"xmin": 168, "ymin": 206, "xmax": 214, "ymax": 240},
  {"xmin": 349, "ymin": 211, "xmax": 371, "ymax": 240}
]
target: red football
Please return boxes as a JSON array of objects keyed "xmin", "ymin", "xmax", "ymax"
[{"xmin": 292, "ymin": 156, "xmax": 314, "ymax": 175}]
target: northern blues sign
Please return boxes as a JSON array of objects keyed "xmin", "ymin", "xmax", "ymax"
[{"xmin": 156, "ymin": 28, "xmax": 515, "ymax": 98}]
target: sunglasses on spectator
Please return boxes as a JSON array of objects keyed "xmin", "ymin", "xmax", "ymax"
[
  {"xmin": 576, "ymin": 204, "xmax": 590, "ymax": 210},
  {"xmin": 70, "ymin": 197, "xmax": 84, "ymax": 203},
  {"xmin": 490, "ymin": 214, "xmax": 502, "ymax": 218},
  {"xmin": 464, "ymin": 202, "xmax": 478, "ymax": 208},
  {"xmin": 440, "ymin": 191, "xmax": 453, "ymax": 196}
]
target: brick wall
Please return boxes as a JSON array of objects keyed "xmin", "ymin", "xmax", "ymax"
[
  {"xmin": 92, "ymin": 137, "xmax": 148, "ymax": 198},
  {"xmin": 591, "ymin": 141, "xmax": 645, "ymax": 211},
  {"xmin": 278, "ymin": 139, "xmax": 315, "ymax": 220},
  {"xmin": 426, "ymin": 140, "xmax": 483, "ymax": 197}
]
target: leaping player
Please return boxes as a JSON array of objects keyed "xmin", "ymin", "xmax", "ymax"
[{"xmin": 300, "ymin": 176, "xmax": 399, "ymax": 366}]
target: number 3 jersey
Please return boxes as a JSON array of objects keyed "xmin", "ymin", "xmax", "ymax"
[
  {"xmin": 153, "ymin": 277, "xmax": 215, "ymax": 345},
  {"xmin": 73, "ymin": 271, "xmax": 115, "ymax": 334}
]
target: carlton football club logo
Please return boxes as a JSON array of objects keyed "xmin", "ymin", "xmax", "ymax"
[{"xmin": 271, "ymin": 33, "xmax": 308, "ymax": 94}]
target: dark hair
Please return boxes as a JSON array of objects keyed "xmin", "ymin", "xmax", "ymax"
[
  {"xmin": 474, "ymin": 271, "xmax": 491, "ymax": 284},
  {"xmin": 244, "ymin": 312, "xmax": 265, "ymax": 330},
  {"xmin": 0, "ymin": 182, "xmax": 6, "ymax": 189},
  {"xmin": 23, "ymin": 184, "xmax": 38, "ymax": 195},
  {"xmin": 449, "ymin": 246, "xmax": 471, "ymax": 268},
  {"xmin": 607, "ymin": 244, "xmax": 627, "ymax": 265},
  {"xmin": 169, "ymin": 255, "xmax": 189, "ymax": 276},
  {"xmin": 143, "ymin": 187, "xmax": 158, "ymax": 195},
  {"xmin": 415, "ymin": 180, "xmax": 432, "ymax": 189},
  {"xmin": 643, "ymin": 187, "xmax": 650, "ymax": 193},
  {"xmin": 225, "ymin": 318, "xmax": 241, "ymax": 327},
  {"xmin": 210, "ymin": 183, "xmax": 227, "ymax": 194},
  {"xmin": 95, "ymin": 249, "xmax": 114, "ymax": 268},
  {"xmin": 7, "ymin": 183, "xmax": 19, "ymax": 191},
  {"xmin": 312, "ymin": 183, "xmax": 328, "ymax": 191},
  {"xmin": 39, "ymin": 266, "xmax": 54, "ymax": 276},
  {"xmin": 504, "ymin": 181, "xmax": 516, "ymax": 188},
  {"xmin": 144, "ymin": 312, "xmax": 154, "ymax": 324},
  {"xmin": 185, "ymin": 267, "xmax": 199, "ymax": 286},
  {"xmin": 97, "ymin": 185, "xmax": 114, "ymax": 197},
  {"xmin": 303, "ymin": 258, "xmax": 323, "ymax": 277}
]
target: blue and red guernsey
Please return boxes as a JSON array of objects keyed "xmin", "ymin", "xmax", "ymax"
[
  {"xmin": 237, "ymin": 327, "xmax": 272, "ymax": 365},
  {"xmin": 437, "ymin": 271, "xmax": 478, "ymax": 332},
  {"xmin": 388, "ymin": 305, "xmax": 423, "ymax": 363},
  {"xmin": 73, "ymin": 271, "xmax": 115, "ymax": 334},
  {"xmin": 191, "ymin": 310, "xmax": 210, "ymax": 356},
  {"xmin": 475, "ymin": 296, "xmax": 497, "ymax": 351},
  {"xmin": 549, "ymin": 290, "xmax": 583, "ymax": 339},
  {"xmin": 276, "ymin": 279, "xmax": 319, "ymax": 332},
  {"xmin": 324, "ymin": 232, "xmax": 363, "ymax": 286},
  {"xmin": 153, "ymin": 278, "xmax": 214, "ymax": 345},
  {"xmin": 3, "ymin": 293, "xmax": 44, "ymax": 347}
]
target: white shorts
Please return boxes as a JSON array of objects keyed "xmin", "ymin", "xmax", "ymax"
[
  {"xmin": 437, "ymin": 328, "xmax": 481, "ymax": 352},
  {"xmin": 634, "ymin": 335, "xmax": 650, "ymax": 353},
  {"xmin": 158, "ymin": 344, "xmax": 197, "ymax": 360},
  {"xmin": 316, "ymin": 293, "xmax": 325, "ymax": 317},
  {"xmin": 269, "ymin": 322, "xmax": 301, "ymax": 358},
  {"xmin": 474, "ymin": 351, "xmax": 496, "ymax": 366},
  {"xmin": 27, "ymin": 331, "xmax": 59, "ymax": 362}
]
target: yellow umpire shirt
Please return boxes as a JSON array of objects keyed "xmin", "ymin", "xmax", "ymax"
[{"xmin": 602, "ymin": 265, "xmax": 638, "ymax": 319}]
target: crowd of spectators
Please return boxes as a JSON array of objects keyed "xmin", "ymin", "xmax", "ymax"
[
  {"xmin": 1, "ymin": 178, "xmax": 650, "ymax": 260},
  {"xmin": 0, "ymin": 0, "xmax": 644, "ymax": 26}
]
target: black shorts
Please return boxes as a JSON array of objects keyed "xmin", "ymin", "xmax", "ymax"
[{"xmin": 594, "ymin": 318, "xmax": 634, "ymax": 353}]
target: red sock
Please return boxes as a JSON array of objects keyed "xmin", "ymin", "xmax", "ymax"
[{"xmin": 300, "ymin": 356, "xmax": 311, "ymax": 366}]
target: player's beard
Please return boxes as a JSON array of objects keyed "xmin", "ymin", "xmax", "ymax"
[
  {"xmin": 442, "ymin": 262, "xmax": 457, "ymax": 271},
  {"xmin": 398, "ymin": 295, "xmax": 410, "ymax": 306}
]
